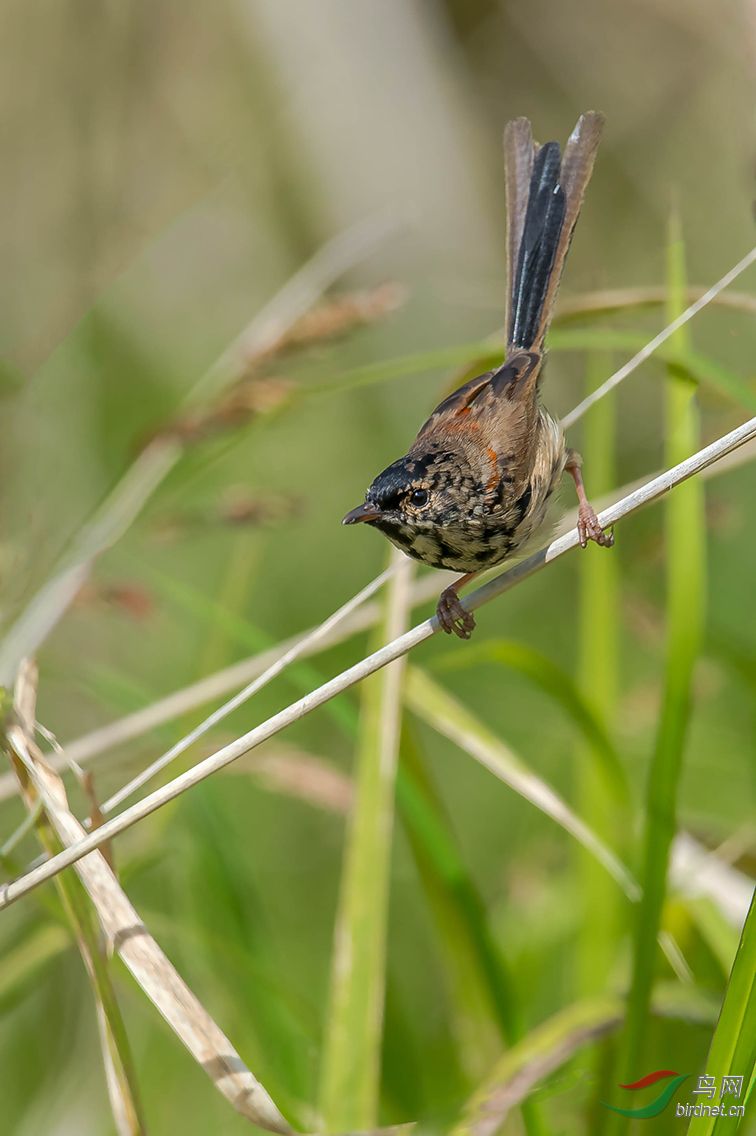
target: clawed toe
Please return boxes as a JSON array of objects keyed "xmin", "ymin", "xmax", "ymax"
[
  {"xmin": 436, "ymin": 588, "xmax": 476, "ymax": 640},
  {"xmin": 577, "ymin": 506, "xmax": 614, "ymax": 550}
]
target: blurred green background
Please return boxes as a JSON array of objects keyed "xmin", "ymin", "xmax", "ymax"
[{"xmin": 0, "ymin": 2, "xmax": 754, "ymax": 1134}]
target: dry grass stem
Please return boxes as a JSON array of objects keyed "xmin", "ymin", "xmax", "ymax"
[
  {"xmin": 453, "ymin": 988, "xmax": 718, "ymax": 1136},
  {"xmin": 191, "ymin": 214, "xmax": 399, "ymax": 406},
  {"xmin": 455, "ymin": 1002, "xmax": 623, "ymax": 1136},
  {"xmin": 671, "ymin": 833, "xmax": 754, "ymax": 928},
  {"xmin": 0, "ymin": 420, "xmax": 752, "ymax": 815},
  {"xmin": 3, "ymin": 662, "xmax": 146, "ymax": 1134},
  {"xmin": 234, "ymin": 745, "xmax": 354, "ymax": 814},
  {"xmin": 561, "ymin": 245, "xmax": 756, "ymax": 428},
  {"xmin": 1, "ymin": 415, "xmax": 753, "ymax": 911},
  {"xmin": 0, "ymin": 214, "xmax": 397, "ymax": 688},
  {"xmin": 1, "ymin": 663, "xmax": 292, "ymax": 1132},
  {"xmin": 246, "ymin": 282, "xmax": 407, "ymax": 366},
  {"xmin": 101, "ymin": 567, "xmax": 393, "ymax": 815},
  {"xmin": 555, "ymin": 285, "xmax": 756, "ymax": 321},
  {"xmin": 174, "ymin": 282, "xmax": 406, "ymax": 441}
]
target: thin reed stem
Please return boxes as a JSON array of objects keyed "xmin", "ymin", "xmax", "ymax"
[
  {"xmin": 0, "ymin": 413, "xmax": 753, "ymax": 912},
  {"xmin": 561, "ymin": 245, "xmax": 756, "ymax": 428},
  {"xmin": 0, "ymin": 214, "xmax": 396, "ymax": 687}
]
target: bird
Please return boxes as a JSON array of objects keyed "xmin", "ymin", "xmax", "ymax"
[{"xmin": 343, "ymin": 111, "xmax": 613, "ymax": 639}]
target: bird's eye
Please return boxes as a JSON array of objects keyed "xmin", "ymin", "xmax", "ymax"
[{"xmin": 410, "ymin": 487, "xmax": 429, "ymax": 508}]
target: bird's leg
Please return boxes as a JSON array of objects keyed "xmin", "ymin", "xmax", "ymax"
[
  {"xmin": 565, "ymin": 449, "xmax": 614, "ymax": 549},
  {"xmin": 437, "ymin": 572, "xmax": 478, "ymax": 639}
]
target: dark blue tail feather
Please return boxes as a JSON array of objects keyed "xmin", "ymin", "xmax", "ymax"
[{"xmin": 508, "ymin": 141, "xmax": 566, "ymax": 350}]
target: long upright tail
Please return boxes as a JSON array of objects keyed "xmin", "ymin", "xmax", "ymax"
[{"xmin": 504, "ymin": 112, "xmax": 604, "ymax": 354}]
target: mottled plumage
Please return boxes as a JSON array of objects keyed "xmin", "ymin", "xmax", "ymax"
[{"xmin": 344, "ymin": 112, "xmax": 613, "ymax": 638}]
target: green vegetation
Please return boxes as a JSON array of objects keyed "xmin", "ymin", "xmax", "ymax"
[{"xmin": 0, "ymin": 7, "xmax": 754, "ymax": 1135}]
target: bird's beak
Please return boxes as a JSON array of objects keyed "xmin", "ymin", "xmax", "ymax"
[{"xmin": 342, "ymin": 502, "xmax": 383, "ymax": 525}]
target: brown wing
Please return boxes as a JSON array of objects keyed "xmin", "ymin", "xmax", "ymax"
[
  {"xmin": 414, "ymin": 371, "xmax": 495, "ymax": 441},
  {"xmin": 415, "ymin": 352, "xmax": 540, "ymax": 442}
]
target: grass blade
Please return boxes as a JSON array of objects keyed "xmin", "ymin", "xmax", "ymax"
[
  {"xmin": 452, "ymin": 987, "xmax": 718, "ymax": 1136},
  {"xmin": 0, "ymin": 215, "xmax": 394, "ymax": 687},
  {"xmin": 316, "ymin": 331, "xmax": 756, "ymax": 417},
  {"xmin": 397, "ymin": 730, "xmax": 546, "ymax": 1136},
  {"xmin": 318, "ymin": 551, "xmax": 412, "ymax": 1130},
  {"xmin": 1, "ymin": 662, "xmax": 292, "ymax": 1132},
  {"xmin": 453, "ymin": 995, "xmax": 624, "ymax": 1136},
  {"xmin": 125, "ymin": 579, "xmax": 539, "ymax": 1116},
  {"xmin": 0, "ymin": 921, "xmax": 68, "ymax": 1015},
  {"xmin": 434, "ymin": 638, "xmax": 628, "ymax": 804},
  {"xmin": 573, "ymin": 353, "xmax": 627, "ymax": 1014},
  {"xmin": 404, "ymin": 668, "xmax": 638, "ymax": 900},
  {"xmin": 398, "ymin": 731, "xmax": 520, "ymax": 1053},
  {"xmin": 1, "ymin": 668, "xmax": 146, "ymax": 1134},
  {"xmin": 2, "ymin": 416, "xmax": 752, "ymax": 911},
  {"xmin": 686, "ymin": 891, "xmax": 755, "ymax": 1135},
  {"xmin": 613, "ymin": 215, "xmax": 706, "ymax": 1101}
]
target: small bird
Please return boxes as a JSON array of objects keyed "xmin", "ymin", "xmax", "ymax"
[{"xmin": 343, "ymin": 112, "xmax": 613, "ymax": 639}]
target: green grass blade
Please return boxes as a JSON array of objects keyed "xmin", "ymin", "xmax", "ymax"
[
  {"xmin": 398, "ymin": 731, "xmax": 521, "ymax": 1050},
  {"xmin": 315, "ymin": 331, "xmax": 756, "ymax": 414},
  {"xmin": 318, "ymin": 552, "xmax": 411, "ymax": 1130},
  {"xmin": 453, "ymin": 986, "xmax": 718, "ymax": 1136},
  {"xmin": 0, "ymin": 921, "xmax": 69, "ymax": 1015},
  {"xmin": 66, "ymin": 884, "xmax": 147, "ymax": 1136},
  {"xmin": 573, "ymin": 353, "xmax": 627, "ymax": 1018},
  {"xmin": 398, "ymin": 732, "xmax": 546, "ymax": 1136},
  {"xmin": 550, "ymin": 330, "xmax": 756, "ymax": 414},
  {"xmin": 121, "ymin": 575, "xmax": 532, "ymax": 1066},
  {"xmin": 433, "ymin": 638, "xmax": 628, "ymax": 805},
  {"xmin": 683, "ymin": 895, "xmax": 744, "ymax": 979},
  {"xmin": 686, "ymin": 892, "xmax": 756, "ymax": 1136},
  {"xmin": 140, "ymin": 575, "xmax": 544, "ymax": 1123},
  {"xmin": 405, "ymin": 668, "xmax": 638, "ymax": 900},
  {"xmin": 452, "ymin": 995, "xmax": 624, "ymax": 1136},
  {"xmin": 144, "ymin": 566, "xmax": 358, "ymax": 735},
  {"xmin": 613, "ymin": 216, "xmax": 706, "ymax": 1106}
]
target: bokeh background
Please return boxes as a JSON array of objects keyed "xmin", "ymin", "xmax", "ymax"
[{"xmin": 0, "ymin": 2, "xmax": 754, "ymax": 1134}]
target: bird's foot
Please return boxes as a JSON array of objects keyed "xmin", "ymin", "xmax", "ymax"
[
  {"xmin": 577, "ymin": 503, "xmax": 614, "ymax": 549},
  {"xmin": 436, "ymin": 586, "xmax": 476, "ymax": 639}
]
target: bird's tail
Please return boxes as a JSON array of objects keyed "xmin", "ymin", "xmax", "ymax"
[{"xmin": 504, "ymin": 112, "xmax": 604, "ymax": 354}]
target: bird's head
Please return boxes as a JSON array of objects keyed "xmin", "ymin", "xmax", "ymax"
[{"xmin": 342, "ymin": 451, "xmax": 468, "ymax": 539}]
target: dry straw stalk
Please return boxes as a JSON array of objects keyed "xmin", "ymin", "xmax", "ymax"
[{"xmin": 1, "ymin": 412, "xmax": 754, "ymax": 913}]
